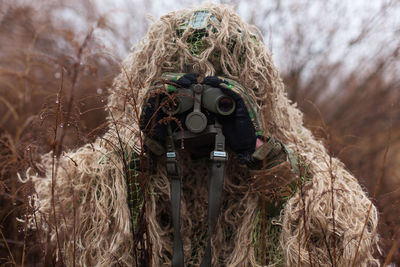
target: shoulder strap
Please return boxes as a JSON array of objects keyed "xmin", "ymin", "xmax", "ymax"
[
  {"xmin": 200, "ymin": 122, "xmax": 227, "ymax": 267},
  {"xmin": 168, "ymin": 122, "xmax": 227, "ymax": 267},
  {"xmin": 166, "ymin": 124, "xmax": 184, "ymax": 267}
]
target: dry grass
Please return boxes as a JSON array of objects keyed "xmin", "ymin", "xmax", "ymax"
[
  {"xmin": 0, "ymin": 1, "xmax": 121, "ymax": 264},
  {"xmin": 0, "ymin": 0, "xmax": 399, "ymax": 265},
  {"xmin": 283, "ymin": 34, "xmax": 400, "ymax": 265}
]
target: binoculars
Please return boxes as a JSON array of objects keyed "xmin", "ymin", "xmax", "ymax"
[{"xmin": 160, "ymin": 84, "xmax": 236, "ymax": 133}]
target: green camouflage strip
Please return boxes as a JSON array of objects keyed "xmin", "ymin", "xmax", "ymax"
[
  {"xmin": 160, "ymin": 72, "xmax": 186, "ymax": 83},
  {"xmin": 165, "ymin": 84, "xmax": 177, "ymax": 93},
  {"xmin": 160, "ymin": 73, "xmax": 190, "ymax": 92},
  {"xmin": 145, "ymin": 72, "xmax": 188, "ymax": 95},
  {"xmin": 217, "ymin": 76, "xmax": 265, "ymax": 136}
]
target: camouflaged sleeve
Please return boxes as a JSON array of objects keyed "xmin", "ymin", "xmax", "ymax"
[{"xmin": 249, "ymin": 136, "xmax": 298, "ymax": 173}]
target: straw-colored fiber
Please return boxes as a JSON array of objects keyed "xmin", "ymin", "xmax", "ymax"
[{"xmin": 28, "ymin": 3, "xmax": 379, "ymax": 266}]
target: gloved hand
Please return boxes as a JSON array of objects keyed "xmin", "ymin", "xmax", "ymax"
[
  {"xmin": 202, "ymin": 76, "xmax": 257, "ymax": 162},
  {"xmin": 140, "ymin": 73, "xmax": 198, "ymax": 142}
]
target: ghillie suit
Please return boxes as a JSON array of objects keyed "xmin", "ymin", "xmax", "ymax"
[{"xmin": 29, "ymin": 3, "xmax": 380, "ymax": 266}]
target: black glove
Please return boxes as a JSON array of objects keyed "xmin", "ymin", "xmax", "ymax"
[
  {"xmin": 140, "ymin": 73, "xmax": 198, "ymax": 141},
  {"xmin": 202, "ymin": 76, "xmax": 257, "ymax": 161}
]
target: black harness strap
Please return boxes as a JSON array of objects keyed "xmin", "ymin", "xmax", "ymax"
[{"xmin": 166, "ymin": 125, "xmax": 184, "ymax": 267}]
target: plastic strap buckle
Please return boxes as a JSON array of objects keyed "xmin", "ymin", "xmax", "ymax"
[
  {"xmin": 210, "ymin": 121, "xmax": 228, "ymax": 162},
  {"xmin": 210, "ymin": 150, "xmax": 227, "ymax": 162},
  {"xmin": 166, "ymin": 124, "xmax": 180, "ymax": 179},
  {"xmin": 166, "ymin": 151, "xmax": 179, "ymax": 177}
]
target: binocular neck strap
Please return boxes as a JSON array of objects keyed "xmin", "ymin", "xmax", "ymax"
[
  {"xmin": 166, "ymin": 124, "xmax": 184, "ymax": 267},
  {"xmin": 167, "ymin": 122, "xmax": 227, "ymax": 267},
  {"xmin": 200, "ymin": 122, "xmax": 227, "ymax": 267}
]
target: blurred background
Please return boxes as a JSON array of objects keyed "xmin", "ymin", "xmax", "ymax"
[{"xmin": 0, "ymin": 0, "xmax": 399, "ymax": 265}]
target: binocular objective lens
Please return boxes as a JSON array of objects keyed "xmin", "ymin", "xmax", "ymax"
[{"xmin": 217, "ymin": 97, "xmax": 235, "ymax": 114}]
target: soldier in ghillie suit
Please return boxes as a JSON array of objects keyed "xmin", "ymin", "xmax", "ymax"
[{"xmin": 29, "ymin": 3, "xmax": 380, "ymax": 266}]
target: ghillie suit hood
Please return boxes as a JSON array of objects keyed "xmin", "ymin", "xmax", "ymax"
[{"xmin": 30, "ymin": 3, "xmax": 379, "ymax": 266}]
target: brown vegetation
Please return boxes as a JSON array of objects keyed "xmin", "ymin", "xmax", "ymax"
[
  {"xmin": 0, "ymin": 1, "xmax": 120, "ymax": 264},
  {"xmin": 0, "ymin": 0, "xmax": 398, "ymax": 265}
]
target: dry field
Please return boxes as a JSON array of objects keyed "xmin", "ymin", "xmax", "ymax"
[{"xmin": 0, "ymin": 1, "xmax": 399, "ymax": 265}]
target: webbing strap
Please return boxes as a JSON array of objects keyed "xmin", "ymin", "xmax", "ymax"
[
  {"xmin": 171, "ymin": 179, "xmax": 184, "ymax": 267},
  {"xmin": 200, "ymin": 158, "xmax": 226, "ymax": 266},
  {"xmin": 168, "ymin": 123, "xmax": 227, "ymax": 267},
  {"xmin": 166, "ymin": 125, "xmax": 184, "ymax": 267},
  {"xmin": 200, "ymin": 123, "xmax": 227, "ymax": 267}
]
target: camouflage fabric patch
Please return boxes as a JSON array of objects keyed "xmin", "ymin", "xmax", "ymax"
[
  {"xmin": 176, "ymin": 9, "xmax": 259, "ymax": 59},
  {"xmin": 281, "ymin": 144, "xmax": 299, "ymax": 174},
  {"xmin": 177, "ymin": 10, "xmax": 215, "ymax": 31},
  {"xmin": 177, "ymin": 10, "xmax": 217, "ymax": 57},
  {"xmin": 189, "ymin": 10, "xmax": 214, "ymax": 29}
]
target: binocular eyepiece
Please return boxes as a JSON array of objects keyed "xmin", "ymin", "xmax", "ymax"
[{"xmin": 161, "ymin": 84, "xmax": 236, "ymax": 116}]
